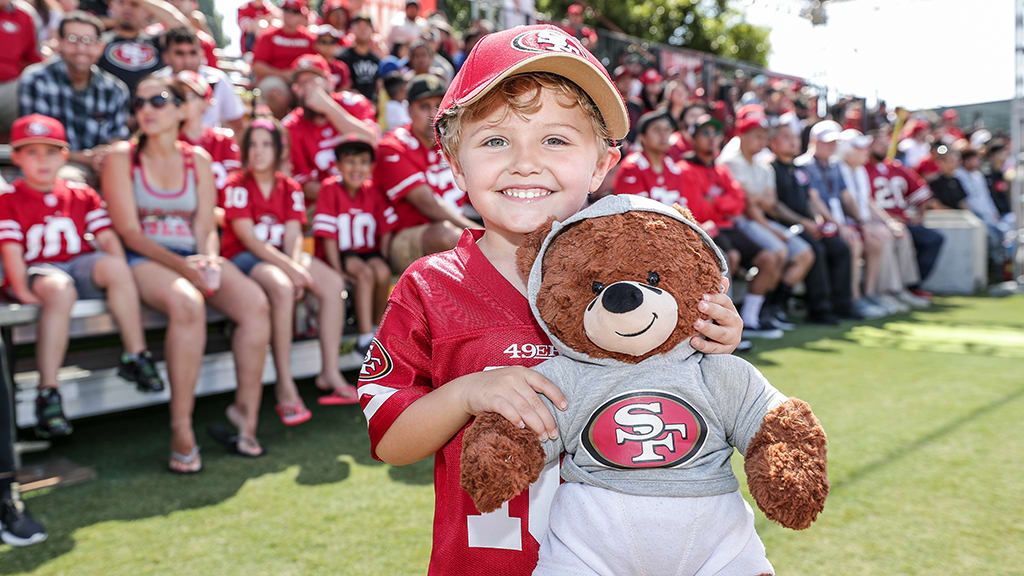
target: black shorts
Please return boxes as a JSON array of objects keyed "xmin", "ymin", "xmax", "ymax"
[
  {"xmin": 341, "ymin": 251, "xmax": 384, "ymax": 273},
  {"xmin": 714, "ymin": 227, "xmax": 763, "ymax": 269}
]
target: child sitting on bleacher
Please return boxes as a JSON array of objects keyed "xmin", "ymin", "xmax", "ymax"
[
  {"xmin": 0, "ymin": 115, "xmax": 166, "ymax": 439},
  {"xmin": 313, "ymin": 137, "xmax": 394, "ymax": 357},
  {"xmin": 221, "ymin": 119, "xmax": 357, "ymax": 420}
]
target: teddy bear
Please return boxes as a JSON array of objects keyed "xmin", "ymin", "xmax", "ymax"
[{"xmin": 460, "ymin": 194, "xmax": 828, "ymax": 576}]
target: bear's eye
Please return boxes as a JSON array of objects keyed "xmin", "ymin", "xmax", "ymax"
[
  {"xmin": 592, "ymin": 281, "xmax": 604, "ymax": 294},
  {"xmin": 646, "ymin": 271, "xmax": 660, "ymax": 286}
]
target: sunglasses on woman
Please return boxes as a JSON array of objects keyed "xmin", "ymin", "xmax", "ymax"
[{"xmin": 133, "ymin": 92, "xmax": 180, "ymax": 112}]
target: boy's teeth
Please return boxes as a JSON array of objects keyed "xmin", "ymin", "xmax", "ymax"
[{"xmin": 501, "ymin": 188, "xmax": 552, "ymax": 199}]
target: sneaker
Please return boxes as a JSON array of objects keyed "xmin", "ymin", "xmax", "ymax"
[
  {"xmin": 736, "ymin": 339, "xmax": 754, "ymax": 352},
  {"xmin": 876, "ymin": 294, "xmax": 910, "ymax": 314},
  {"xmin": 851, "ymin": 298, "xmax": 887, "ymax": 320},
  {"xmin": 742, "ymin": 323, "xmax": 784, "ymax": 340},
  {"xmin": 766, "ymin": 313, "xmax": 797, "ymax": 331},
  {"xmin": 118, "ymin": 350, "xmax": 166, "ymax": 393},
  {"xmin": 34, "ymin": 388, "xmax": 72, "ymax": 439},
  {"xmin": 806, "ymin": 312, "xmax": 841, "ymax": 326},
  {"xmin": 895, "ymin": 290, "xmax": 930, "ymax": 309},
  {"xmin": 0, "ymin": 487, "xmax": 47, "ymax": 547},
  {"xmin": 910, "ymin": 288, "xmax": 933, "ymax": 301}
]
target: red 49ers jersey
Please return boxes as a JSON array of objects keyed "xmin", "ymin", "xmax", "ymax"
[
  {"xmin": 359, "ymin": 228, "xmax": 560, "ymax": 576},
  {"xmin": 613, "ymin": 151, "xmax": 686, "ymax": 206},
  {"xmin": 283, "ymin": 92, "xmax": 378, "ymax": 185},
  {"xmin": 179, "ymin": 127, "xmax": 241, "ymax": 192},
  {"xmin": 372, "ymin": 125, "xmax": 467, "ymax": 233},
  {"xmin": 865, "ymin": 160, "xmax": 933, "ymax": 222},
  {"xmin": 0, "ymin": 179, "xmax": 110, "ymax": 265},
  {"xmin": 312, "ymin": 177, "xmax": 396, "ymax": 253},
  {"xmin": 220, "ymin": 171, "xmax": 306, "ymax": 259}
]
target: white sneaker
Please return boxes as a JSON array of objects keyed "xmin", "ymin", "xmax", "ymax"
[
  {"xmin": 877, "ymin": 294, "xmax": 910, "ymax": 314},
  {"xmin": 896, "ymin": 290, "xmax": 930, "ymax": 309},
  {"xmin": 742, "ymin": 324, "xmax": 784, "ymax": 339}
]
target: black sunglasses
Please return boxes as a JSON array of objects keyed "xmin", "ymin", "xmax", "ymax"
[{"xmin": 133, "ymin": 92, "xmax": 180, "ymax": 112}]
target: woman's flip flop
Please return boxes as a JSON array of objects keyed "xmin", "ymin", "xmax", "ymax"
[{"xmin": 317, "ymin": 384, "xmax": 360, "ymax": 406}]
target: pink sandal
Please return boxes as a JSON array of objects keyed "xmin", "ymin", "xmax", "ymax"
[
  {"xmin": 317, "ymin": 384, "xmax": 360, "ymax": 406},
  {"xmin": 275, "ymin": 402, "xmax": 312, "ymax": 426}
]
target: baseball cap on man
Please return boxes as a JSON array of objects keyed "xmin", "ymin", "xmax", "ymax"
[
  {"xmin": 291, "ymin": 54, "xmax": 331, "ymax": 80},
  {"xmin": 809, "ymin": 120, "xmax": 842, "ymax": 143},
  {"xmin": 436, "ymin": 24, "xmax": 628, "ymax": 142},
  {"xmin": 408, "ymin": 74, "xmax": 447, "ymax": 102},
  {"xmin": 692, "ymin": 113, "xmax": 723, "ymax": 134},
  {"xmin": 640, "ymin": 68, "xmax": 663, "ymax": 85},
  {"xmin": 11, "ymin": 114, "xmax": 69, "ymax": 149},
  {"xmin": 635, "ymin": 110, "xmax": 676, "ymax": 135},
  {"xmin": 839, "ymin": 128, "xmax": 872, "ymax": 149},
  {"xmin": 177, "ymin": 70, "xmax": 212, "ymax": 100}
]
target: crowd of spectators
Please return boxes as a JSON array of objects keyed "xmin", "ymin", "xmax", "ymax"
[{"xmin": 0, "ymin": 0, "xmax": 1017, "ymax": 549}]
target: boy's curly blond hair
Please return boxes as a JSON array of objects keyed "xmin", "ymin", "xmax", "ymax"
[{"xmin": 435, "ymin": 72, "xmax": 610, "ymax": 165}]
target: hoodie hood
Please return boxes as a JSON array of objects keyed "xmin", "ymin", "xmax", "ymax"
[{"xmin": 526, "ymin": 194, "xmax": 730, "ymax": 366}]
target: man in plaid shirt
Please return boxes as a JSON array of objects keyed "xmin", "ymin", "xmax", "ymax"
[{"xmin": 18, "ymin": 11, "xmax": 130, "ymax": 186}]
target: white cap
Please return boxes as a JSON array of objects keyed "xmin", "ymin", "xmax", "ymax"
[
  {"xmin": 839, "ymin": 128, "xmax": 872, "ymax": 149},
  {"xmin": 809, "ymin": 120, "xmax": 842, "ymax": 143}
]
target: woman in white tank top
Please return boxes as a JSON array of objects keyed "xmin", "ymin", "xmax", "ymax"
[{"xmin": 102, "ymin": 76, "xmax": 272, "ymax": 474}]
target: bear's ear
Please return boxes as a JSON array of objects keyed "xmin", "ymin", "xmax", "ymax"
[
  {"xmin": 516, "ymin": 217, "xmax": 557, "ymax": 281},
  {"xmin": 671, "ymin": 203, "xmax": 699, "ymax": 225}
]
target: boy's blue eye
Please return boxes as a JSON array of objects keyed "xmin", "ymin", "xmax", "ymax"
[
  {"xmin": 483, "ymin": 137, "xmax": 506, "ymax": 147},
  {"xmin": 544, "ymin": 137, "xmax": 569, "ymax": 146}
]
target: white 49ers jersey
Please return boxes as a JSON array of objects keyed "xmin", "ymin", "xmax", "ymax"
[{"xmin": 0, "ymin": 178, "xmax": 110, "ymax": 265}]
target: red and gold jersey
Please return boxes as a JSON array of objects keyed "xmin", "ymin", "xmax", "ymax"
[
  {"xmin": 0, "ymin": 179, "xmax": 109, "ymax": 264},
  {"xmin": 179, "ymin": 127, "xmax": 241, "ymax": 192},
  {"xmin": 220, "ymin": 171, "xmax": 306, "ymax": 259},
  {"xmin": 372, "ymin": 125, "xmax": 467, "ymax": 233},
  {"xmin": 865, "ymin": 160, "xmax": 932, "ymax": 222},
  {"xmin": 312, "ymin": 177, "xmax": 396, "ymax": 253},
  {"xmin": 613, "ymin": 150, "xmax": 686, "ymax": 207},
  {"xmin": 359, "ymin": 228, "xmax": 560, "ymax": 576},
  {"xmin": 283, "ymin": 91, "xmax": 377, "ymax": 185}
]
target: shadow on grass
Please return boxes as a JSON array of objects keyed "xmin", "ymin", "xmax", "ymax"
[{"xmin": 0, "ymin": 369, "xmax": 435, "ymax": 574}]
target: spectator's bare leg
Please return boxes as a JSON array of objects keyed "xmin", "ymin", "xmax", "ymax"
[
  {"xmin": 345, "ymin": 256, "xmax": 376, "ymax": 335},
  {"xmin": 206, "ymin": 259, "xmax": 270, "ymax": 441},
  {"xmin": 248, "ymin": 263, "xmax": 300, "ymax": 407},
  {"xmin": 749, "ymin": 250, "xmax": 781, "ymax": 296},
  {"xmin": 93, "ymin": 255, "xmax": 146, "ymax": 355},
  {"xmin": 133, "ymin": 263, "xmax": 205, "ymax": 456},
  {"xmin": 421, "ymin": 221, "xmax": 463, "ymax": 256},
  {"xmin": 305, "ymin": 257, "xmax": 349, "ymax": 390},
  {"xmin": 33, "ymin": 275, "xmax": 76, "ymax": 390},
  {"xmin": 782, "ymin": 248, "xmax": 815, "ymax": 287},
  {"xmin": 369, "ymin": 257, "xmax": 392, "ymax": 324},
  {"xmin": 861, "ymin": 222, "xmax": 887, "ymax": 298}
]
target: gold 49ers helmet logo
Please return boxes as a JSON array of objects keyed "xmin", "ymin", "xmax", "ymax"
[
  {"xmin": 581, "ymin": 391, "xmax": 707, "ymax": 469},
  {"xmin": 359, "ymin": 338, "xmax": 393, "ymax": 382}
]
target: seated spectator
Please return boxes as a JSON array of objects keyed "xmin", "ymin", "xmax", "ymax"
[
  {"xmin": 838, "ymin": 129, "xmax": 927, "ymax": 313},
  {"xmin": 938, "ymin": 109, "xmax": 964, "ymax": 143},
  {"xmin": 666, "ymin": 103, "xmax": 706, "ymax": 162},
  {"xmin": 612, "ymin": 65, "xmax": 643, "ymax": 145},
  {"xmin": 311, "ymin": 24, "xmax": 352, "ymax": 91},
  {"xmin": 898, "ymin": 120, "xmax": 931, "ymax": 171},
  {"xmin": 956, "ymin": 146, "xmax": 1015, "ymax": 278},
  {"xmin": 251, "ymin": 0, "xmax": 315, "ymax": 119},
  {"xmin": 796, "ymin": 120, "xmax": 885, "ymax": 319},
  {"xmin": 340, "ymin": 12, "xmax": 381, "ymax": 104},
  {"xmin": 98, "ymin": 0, "xmax": 193, "ymax": 96},
  {"xmin": 639, "ymin": 68, "xmax": 663, "ymax": 114},
  {"xmin": 174, "ymin": 71, "xmax": 240, "ymax": 193},
  {"xmin": 382, "ymin": 72, "xmax": 410, "ymax": 133},
  {"xmin": 144, "ymin": 0, "xmax": 216, "ymax": 67},
  {"xmin": 18, "ymin": 11, "xmax": 129, "ymax": 186},
  {"xmin": 677, "ymin": 114, "xmax": 783, "ymax": 339},
  {"xmin": 612, "ymin": 110, "xmax": 686, "ymax": 206},
  {"xmin": 0, "ymin": 115, "xmax": 167, "ymax": 441},
  {"xmin": 866, "ymin": 124, "xmax": 944, "ymax": 290},
  {"xmin": 314, "ymin": 138, "xmax": 394, "ymax": 356},
  {"xmin": 770, "ymin": 121, "xmax": 852, "ymax": 324},
  {"xmin": 562, "ymin": 4, "xmax": 596, "ymax": 49},
  {"xmin": 662, "ymin": 80, "xmax": 691, "ymax": 128},
  {"xmin": 983, "ymin": 138, "xmax": 1013, "ymax": 216},
  {"xmin": 222, "ymin": 120, "xmax": 355, "ymax": 415},
  {"xmin": 283, "ymin": 54, "xmax": 378, "ymax": 210},
  {"xmin": 388, "ymin": 0, "xmax": 427, "ymax": 48},
  {"xmin": 102, "ymin": 75, "xmax": 271, "ymax": 471},
  {"xmin": 0, "ymin": 0, "xmax": 42, "ymax": 131},
  {"xmin": 408, "ymin": 40, "xmax": 448, "ymax": 81},
  {"xmin": 930, "ymin": 144, "xmax": 968, "ymax": 210},
  {"xmin": 237, "ymin": 0, "xmax": 278, "ymax": 55},
  {"xmin": 320, "ymin": 0, "xmax": 349, "ymax": 36},
  {"xmin": 378, "ymin": 74, "xmax": 474, "ymax": 274},
  {"xmin": 155, "ymin": 26, "xmax": 245, "ymax": 134},
  {"xmin": 721, "ymin": 106, "xmax": 814, "ymax": 330}
]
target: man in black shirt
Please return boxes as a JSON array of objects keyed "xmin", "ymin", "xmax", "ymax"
[
  {"xmin": 99, "ymin": 0, "xmax": 193, "ymax": 96},
  {"xmin": 340, "ymin": 13, "xmax": 381, "ymax": 103},
  {"xmin": 770, "ymin": 122, "xmax": 852, "ymax": 324},
  {"xmin": 930, "ymin": 145, "xmax": 968, "ymax": 209}
]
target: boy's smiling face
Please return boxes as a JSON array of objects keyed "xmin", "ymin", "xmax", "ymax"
[{"xmin": 449, "ymin": 87, "xmax": 619, "ymax": 237}]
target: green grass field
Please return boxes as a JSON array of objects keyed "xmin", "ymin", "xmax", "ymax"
[{"xmin": 1, "ymin": 296, "xmax": 1022, "ymax": 575}]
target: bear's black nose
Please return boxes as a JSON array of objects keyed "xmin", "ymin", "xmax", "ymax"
[{"xmin": 601, "ymin": 282, "xmax": 643, "ymax": 314}]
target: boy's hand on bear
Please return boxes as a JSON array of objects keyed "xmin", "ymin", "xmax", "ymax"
[
  {"xmin": 461, "ymin": 412, "xmax": 546, "ymax": 513},
  {"xmin": 454, "ymin": 366, "xmax": 566, "ymax": 442},
  {"xmin": 690, "ymin": 277, "xmax": 744, "ymax": 355}
]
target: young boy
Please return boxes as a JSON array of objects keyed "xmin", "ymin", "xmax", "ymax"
[
  {"xmin": 357, "ymin": 26, "xmax": 743, "ymax": 575},
  {"xmin": 0, "ymin": 115, "xmax": 165, "ymax": 439},
  {"xmin": 314, "ymin": 137, "xmax": 394, "ymax": 356}
]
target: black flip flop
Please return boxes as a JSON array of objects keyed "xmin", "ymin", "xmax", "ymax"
[{"xmin": 207, "ymin": 423, "xmax": 266, "ymax": 458}]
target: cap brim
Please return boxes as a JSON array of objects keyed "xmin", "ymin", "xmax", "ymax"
[
  {"xmin": 12, "ymin": 137, "xmax": 68, "ymax": 149},
  {"xmin": 851, "ymin": 135, "xmax": 873, "ymax": 148},
  {"xmin": 453, "ymin": 52, "xmax": 629, "ymax": 141},
  {"xmin": 817, "ymin": 133, "xmax": 840, "ymax": 143}
]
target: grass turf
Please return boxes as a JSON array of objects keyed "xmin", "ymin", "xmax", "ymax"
[{"xmin": 1, "ymin": 295, "xmax": 1022, "ymax": 575}]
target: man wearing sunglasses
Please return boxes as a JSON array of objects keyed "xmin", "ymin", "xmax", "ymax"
[
  {"xmin": 98, "ymin": 0, "xmax": 194, "ymax": 97},
  {"xmin": 18, "ymin": 11, "xmax": 130, "ymax": 187},
  {"xmin": 252, "ymin": 0, "xmax": 316, "ymax": 119},
  {"xmin": 0, "ymin": 0, "xmax": 43, "ymax": 131}
]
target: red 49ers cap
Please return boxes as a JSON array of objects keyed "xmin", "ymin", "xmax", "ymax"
[
  {"xmin": 10, "ymin": 114, "xmax": 68, "ymax": 149},
  {"xmin": 291, "ymin": 53, "xmax": 331, "ymax": 80},
  {"xmin": 437, "ymin": 24, "xmax": 628, "ymax": 142},
  {"xmin": 281, "ymin": 0, "xmax": 309, "ymax": 15}
]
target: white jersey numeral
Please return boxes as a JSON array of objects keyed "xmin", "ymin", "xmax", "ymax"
[
  {"xmin": 224, "ymin": 186, "xmax": 248, "ymax": 209},
  {"xmin": 253, "ymin": 221, "xmax": 285, "ymax": 246},
  {"xmin": 315, "ymin": 148, "xmax": 336, "ymax": 172},
  {"xmin": 24, "ymin": 217, "xmax": 81, "ymax": 261},
  {"xmin": 649, "ymin": 186, "xmax": 681, "ymax": 206},
  {"xmin": 335, "ymin": 212, "xmax": 377, "ymax": 251}
]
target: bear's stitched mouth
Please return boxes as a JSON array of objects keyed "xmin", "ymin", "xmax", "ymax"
[{"xmin": 614, "ymin": 313, "xmax": 658, "ymax": 338}]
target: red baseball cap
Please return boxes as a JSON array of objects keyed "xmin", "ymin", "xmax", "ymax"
[
  {"xmin": 640, "ymin": 68, "xmax": 663, "ymax": 85},
  {"xmin": 11, "ymin": 114, "xmax": 68, "ymax": 149},
  {"xmin": 176, "ymin": 70, "xmax": 212, "ymax": 100},
  {"xmin": 567, "ymin": 3, "xmax": 583, "ymax": 15},
  {"xmin": 436, "ymin": 24, "xmax": 628, "ymax": 142},
  {"xmin": 942, "ymin": 109, "xmax": 959, "ymax": 121},
  {"xmin": 291, "ymin": 53, "xmax": 331, "ymax": 80},
  {"xmin": 282, "ymin": 0, "xmax": 309, "ymax": 14}
]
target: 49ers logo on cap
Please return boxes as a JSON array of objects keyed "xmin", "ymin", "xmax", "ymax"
[
  {"xmin": 108, "ymin": 42, "xmax": 158, "ymax": 71},
  {"xmin": 510, "ymin": 29, "xmax": 584, "ymax": 57},
  {"xmin": 26, "ymin": 122, "xmax": 51, "ymax": 137},
  {"xmin": 359, "ymin": 338, "xmax": 393, "ymax": 382},
  {"xmin": 581, "ymin": 391, "xmax": 707, "ymax": 469}
]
